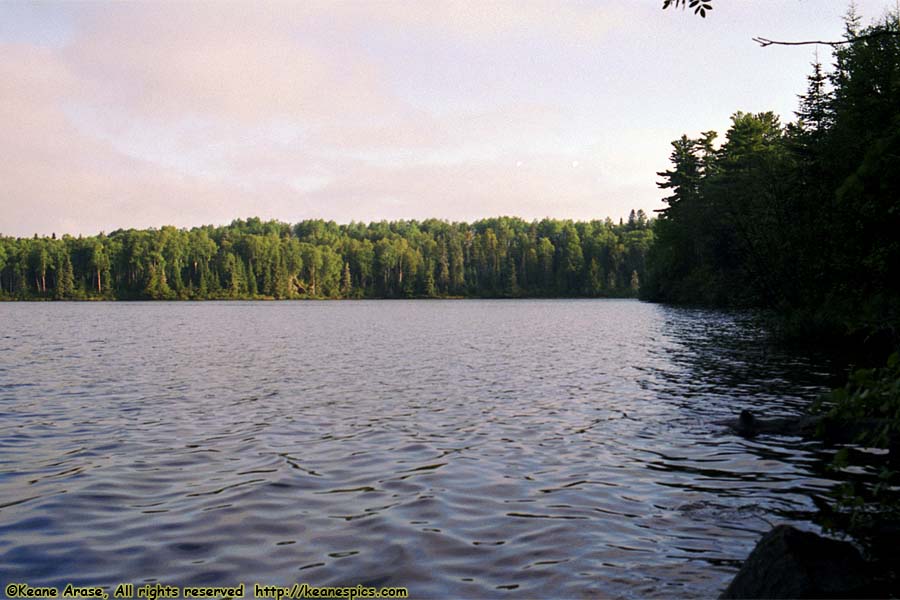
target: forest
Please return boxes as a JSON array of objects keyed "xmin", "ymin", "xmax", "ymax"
[
  {"xmin": 642, "ymin": 9, "xmax": 900, "ymax": 349},
  {"xmin": 0, "ymin": 214, "xmax": 652, "ymax": 300}
]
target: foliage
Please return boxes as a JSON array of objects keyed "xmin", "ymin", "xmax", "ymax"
[
  {"xmin": 0, "ymin": 216, "xmax": 653, "ymax": 301},
  {"xmin": 662, "ymin": 0, "xmax": 713, "ymax": 18},
  {"xmin": 814, "ymin": 353, "xmax": 900, "ymax": 542},
  {"xmin": 820, "ymin": 353, "xmax": 900, "ymax": 448},
  {"xmin": 643, "ymin": 11, "xmax": 900, "ymax": 344}
]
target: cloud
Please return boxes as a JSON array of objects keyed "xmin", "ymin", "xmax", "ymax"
[
  {"xmin": 336, "ymin": 0, "xmax": 626, "ymax": 45},
  {"xmin": 0, "ymin": 41, "xmax": 273, "ymax": 235},
  {"xmin": 63, "ymin": 3, "xmax": 396, "ymax": 123},
  {"xmin": 296, "ymin": 152, "xmax": 652, "ymax": 224},
  {"xmin": 0, "ymin": 1, "xmax": 646, "ymax": 237}
]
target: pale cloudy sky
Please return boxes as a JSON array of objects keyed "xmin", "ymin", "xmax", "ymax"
[{"xmin": 0, "ymin": 0, "xmax": 894, "ymax": 237}]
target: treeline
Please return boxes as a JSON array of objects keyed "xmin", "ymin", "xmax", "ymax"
[
  {"xmin": 0, "ymin": 214, "xmax": 653, "ymax": 300},
  {"xmin": 643, "ymin": 10, "xmax": 900, "ymax": 343}
]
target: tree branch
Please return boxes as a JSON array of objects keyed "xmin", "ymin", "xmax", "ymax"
[
  {"xmin": 753, "ymin": 30, "xmax": 900, "ymax": 48},
  {"xmin": 753, "ymin": 37, "xmax": 845, "ymax": 47}
]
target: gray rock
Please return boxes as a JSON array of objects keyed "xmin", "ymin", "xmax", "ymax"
[
  {"xmin": 721, "ymin": 525, "xmax": 871, "ymax": 599},
  {"xmin": 718, "ymin": 409, "xmax": 820, "ymax": 438}
]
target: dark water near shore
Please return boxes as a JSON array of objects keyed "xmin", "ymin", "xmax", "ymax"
[{"xmin": 0, "ymin": 300, "xmax": 840, "ymax": 598}]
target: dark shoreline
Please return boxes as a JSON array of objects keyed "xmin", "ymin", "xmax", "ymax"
[{"xmin": 718, "ymin": 407, "xmax": 900, "ymax": 598}]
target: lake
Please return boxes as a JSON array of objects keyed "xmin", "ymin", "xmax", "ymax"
[{"xmin": 0, "ymin": 299, "xmax": 840, "ymax": 598}]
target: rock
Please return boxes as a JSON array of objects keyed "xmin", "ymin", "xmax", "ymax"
[
  {"xmin": 721, "ymin": 525, "xmax": 871, "ymax": 599},
  {"xmin": 719, "ymin": 409, "xmax": 820, "ymax": 438},
  {"xmin": 890, "ymin": 433, "xmax": 900, "ymax": 467}
]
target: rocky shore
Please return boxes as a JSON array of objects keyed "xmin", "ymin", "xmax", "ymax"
[{"xmin": 718, "ymin": 410, "xmax": 899, "ymax": 598}]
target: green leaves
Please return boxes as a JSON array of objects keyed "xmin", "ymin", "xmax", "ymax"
[
  {"xmin": 662, "ymin": 0, "xmax": 713, "ymax": 18},
  {"xmin": 815, "ymin": 351, "xmax": 900, "ymax": 541},
  {"xmin": 0, "ymin": 216, "xmax": 657, "ymax": 300},
  {"xmin": 823, "ymin": 352, "xmax": 900, "ymax": 448},
  {"xmin": 646, "ymin": 14, "xmax": 900, "ymax": 337}
]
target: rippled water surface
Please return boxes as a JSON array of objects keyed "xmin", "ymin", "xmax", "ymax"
[{"xmin": 0, "ymin": 300, "xmax": 840, "ymax": 597}]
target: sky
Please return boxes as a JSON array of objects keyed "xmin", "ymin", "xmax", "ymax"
[{"xmin": 1, "ymin": 0, "xmax": 896, "ymax": 237}]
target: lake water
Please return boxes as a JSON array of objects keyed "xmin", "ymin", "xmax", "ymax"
[{"xmin": 0, "ymin": 300, "xmax": 840, "ymax": 598}]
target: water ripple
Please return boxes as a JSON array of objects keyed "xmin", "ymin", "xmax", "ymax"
[{"xmin": 0, "ymin": 300, "xmax": 840, "ymax": 598}]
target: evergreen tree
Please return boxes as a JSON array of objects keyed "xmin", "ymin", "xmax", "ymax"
[
  {"xmin": 505, "ymin": 259, "xmax": 519, "ymax": 297},
  {"xmin": 341, "ymin": 262, "xmax": 352, "ymax": 298},
  {"xmin": 424, "ymin": 263, "xmax": 436, "ymax": 298},
  {"xmin": 56, "ymin": 252, "xmax": 74, "ymax": 299}
]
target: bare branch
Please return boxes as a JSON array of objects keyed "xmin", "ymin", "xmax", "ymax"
[
  {"xmin": 754, "ymin": 30, "xmax": 900, "ymax": 48},
  {"xmin": 754, "ymin": 37, "xmax": 843, "ymax": 47}
]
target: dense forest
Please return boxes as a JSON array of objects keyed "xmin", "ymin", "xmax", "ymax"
[
  {"xmin": 642, "ymin": 10, "xmax": 900, "ymax": 346},
  {"xmin": 0, "ymin": 214, "xmax": 652, "ymax": 300}
]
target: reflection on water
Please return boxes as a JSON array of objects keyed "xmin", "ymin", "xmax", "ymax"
[{"xmin": 0, "ymin": 300, "xmax": 839, "ymax": 598}]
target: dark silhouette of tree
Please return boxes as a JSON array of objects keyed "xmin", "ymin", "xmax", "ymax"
[{"xmin": 644, "ymin": 10, "xmax": 900, "ymax": 343}]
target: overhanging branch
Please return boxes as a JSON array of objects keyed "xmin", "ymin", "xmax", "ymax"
[
  {"xmin": 754, "ymin": 30, "xmax": 900, "ymax": 48},
  {"xmin": 753, "ymin": 37, "xmax": 846, "ymax": 47}
]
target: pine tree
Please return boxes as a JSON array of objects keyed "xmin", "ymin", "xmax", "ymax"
[
  {"xmin": 796, "ymin": 56, "xmax": 832, "ymax": 138},
  {"xmin": 504, "ymin": 259, "xmax": 519, "ymax": 297},
  {"xmin": 587, "ymin": 258, "xmax": 603, "ymax": 296},
  {"xmin": 424, "ymin": 265, "xmax": 436, "ymax": 298},
  {"xmin": 274, "ymin": 252, "xmax": 290, "ymax": 299},
  {"xmin": 341, "ymin": 262, "xmax": 352, "ymax": 298},
  {"xmin": 57, "ymin": 252, "xmax": 74, "ymax": 299},
  {"xmin": 438, "ymin": 241, "xmax": 450, "ymax": 293},
  {"xmin": 246, "ymin": 261, "xmax": 258, "ymax": 296}
]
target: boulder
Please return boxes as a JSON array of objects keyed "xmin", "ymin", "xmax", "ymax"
[
  {"xmin": 719, "ymin": 409, "xmax": 820, "ymax": 438},
  {"xmin": 720, "ymin": 525, "xmax": 871, "ymax": 599}
]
